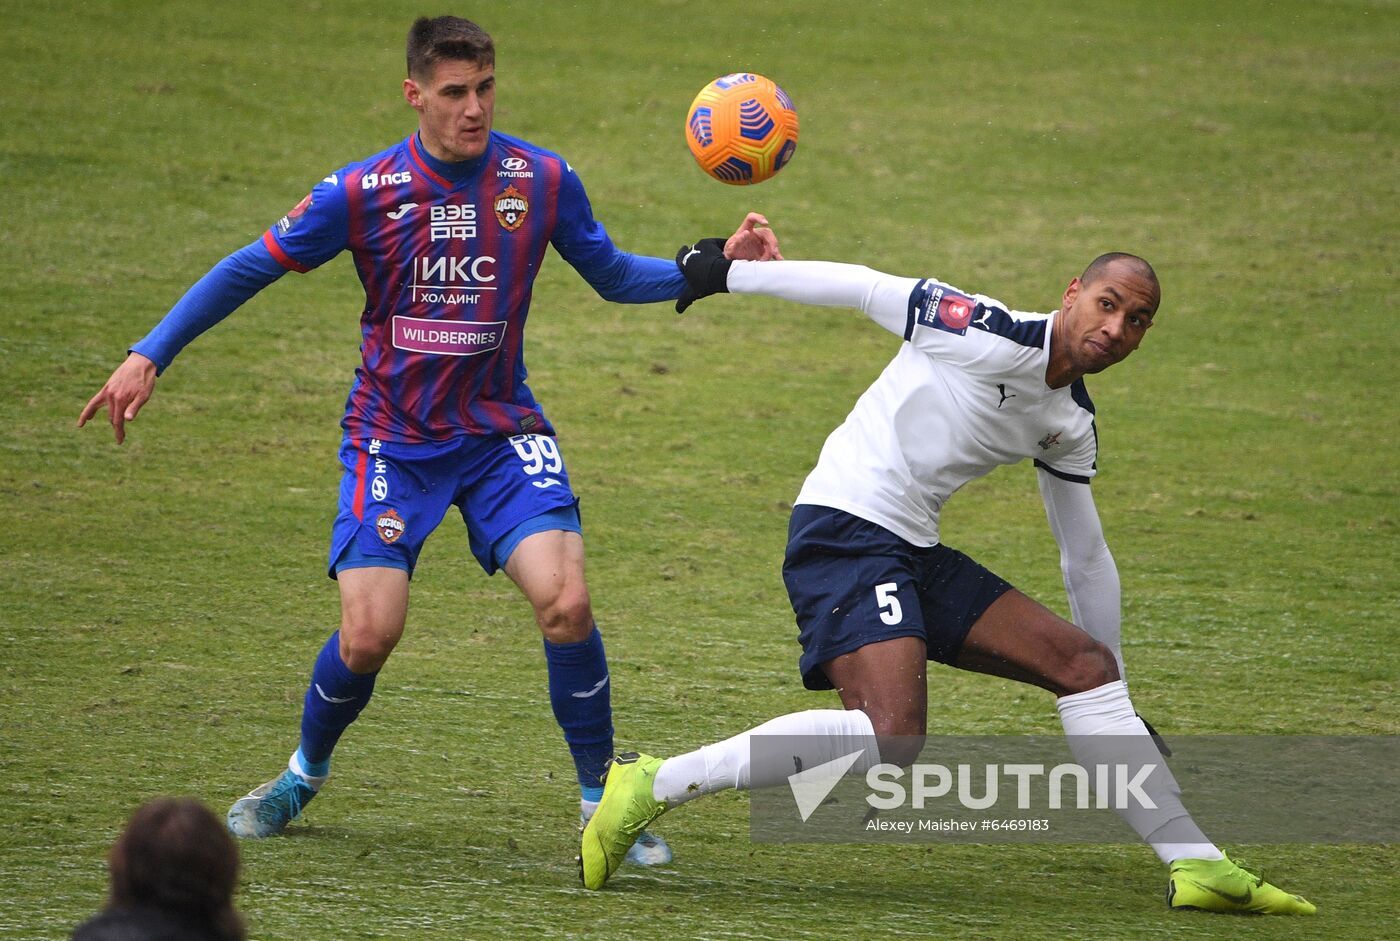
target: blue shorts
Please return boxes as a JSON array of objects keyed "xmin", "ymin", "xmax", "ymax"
[
  {"xmin": 782, "ymin": 505, "xmax": 1014, "ymax": 690},
  {"xmin": 329, "ymin": 433, "xmax": 581, "ymax": 578}
]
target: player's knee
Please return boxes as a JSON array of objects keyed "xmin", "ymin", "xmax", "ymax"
[
  {"xmin": 1058, "ymin": 638, "xmax": 1120, "ymax": 695},
  {"xmin": 875, "ymin": 733, "xmax": 927, "ymax": 768},
  {"xmin": 338, "ymin": 624, "xmax": 400, "ymax": 673},
  {"xmin": 866, "ymin": 709, "xmax": 926, "ymax": 767},
  {"xmin": 535, "ymin": 586, "xmax": 594, "ymax": 644}
]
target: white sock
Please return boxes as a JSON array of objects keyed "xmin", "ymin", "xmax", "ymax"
[
  {"xmin": 288, "ymin": 752, "xmax": 328, "ymax": 789},
  {"xmin": 1056, "ymin": 681, "xmax": 1222, "ymax": 865},
  {"xmin": 652, "ymin": 709, "xmax": 880, "ymax": 805}
]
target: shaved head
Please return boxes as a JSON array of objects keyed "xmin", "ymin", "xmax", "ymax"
[{"xmin": 1081, "ymin": 253, "xmax": 1160, "ymax": 311}]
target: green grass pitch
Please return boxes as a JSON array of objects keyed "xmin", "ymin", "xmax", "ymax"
[{"xmin": 2, "ymin": 1, "xmax": 1396, "ymax": 938}]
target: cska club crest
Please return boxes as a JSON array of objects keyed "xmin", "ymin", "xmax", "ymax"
[
  {"xmin": 375, "ymin": 508, "xmax": 406, "ymax": 544},
  {"xmin": 494, "ymin": 185, "xmax": 529, "ymax": 231}
]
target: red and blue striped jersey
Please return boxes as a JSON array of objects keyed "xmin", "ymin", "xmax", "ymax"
[{"xmin": 262, "ymin": 131, "xmax": 682, "ymax": 444}]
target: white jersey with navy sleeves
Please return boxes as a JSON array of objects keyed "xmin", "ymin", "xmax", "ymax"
[{"xmin": 726, "ymin": 260, "xmax": 1098, "ymax": 548}]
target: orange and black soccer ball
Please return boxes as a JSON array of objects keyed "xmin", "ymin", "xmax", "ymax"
[{"xmin": 685, "ymin": 73, "xmax": 799, "ymax": 185}]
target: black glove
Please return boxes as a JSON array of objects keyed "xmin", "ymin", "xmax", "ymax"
[{"xmin": 674, "ymin": 238, "xmax": 732, "ymax": 313}]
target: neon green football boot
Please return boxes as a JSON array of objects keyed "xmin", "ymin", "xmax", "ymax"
[
  {"xmin": 1168, "ymin": 853, "xmax": 1316, "ymax": 915},
  {"xmin": 579, "ymin": 752, "xmax": 669, "ymax": 890}
]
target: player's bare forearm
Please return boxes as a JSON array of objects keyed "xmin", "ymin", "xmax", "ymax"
[{"xmin": 78, "ymin": 351, "xmax": 158, "ymax": 445}]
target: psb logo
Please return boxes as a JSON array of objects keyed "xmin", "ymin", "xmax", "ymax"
[
  {"xmin": 362, "ymin": 170, "xmax": 413, "ymax": 190},
  {"xmin": 498, "ymin": 156, "xmax": 534, "ymax": 178},
  {"xmin": 376, "ymin": 508, "xmax": 406, "ymax": 544},
  {"xmin": 494, "ymin": 185, "xmax": 529, "ymax": 231}
]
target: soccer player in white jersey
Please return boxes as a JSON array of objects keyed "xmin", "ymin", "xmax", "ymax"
[{"xmin": 579, "ymin": 240, "xmax": 1316, "ymax": 915}]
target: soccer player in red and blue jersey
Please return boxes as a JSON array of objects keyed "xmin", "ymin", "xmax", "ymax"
[{"xmin": 78, "ymin": 16, "xmax": 781, "ymax": 862}]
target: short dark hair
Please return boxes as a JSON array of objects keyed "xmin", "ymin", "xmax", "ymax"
[
  {"xmin": 108, "ymin": 798, "xmax": 244, "ymax": 941},
  {"xmin": 1081, "ymin": 252, "xmax": 1157, "ymax": 289},
  {"xmin": 407, "ymin": 15, "xmax": 495, "ymax": 79}
]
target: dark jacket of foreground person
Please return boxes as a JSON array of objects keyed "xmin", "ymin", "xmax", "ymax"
[{"xmin": 72, "ymin": 905, "xmax": 236, "ymax": 941}]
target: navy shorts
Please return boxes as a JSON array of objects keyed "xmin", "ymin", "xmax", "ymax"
[
  {"xmin": 329, "ymin": 432, "xmax": 580, "ymax": 578},
  {"xmin": 783, "ymin": 505, "xmax": 1014, "ymax": 690}
]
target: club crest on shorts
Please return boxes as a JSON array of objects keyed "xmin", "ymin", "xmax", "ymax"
[
  {"xmin": 375, "ymin": 508, "xmax": 406, "ymax": 544},
  {"xmin": 494, "ymin": 185, "xmax": 529, "ymax": 231}
]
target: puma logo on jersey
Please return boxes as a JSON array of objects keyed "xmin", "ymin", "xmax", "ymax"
[{"xmin": 996, "ymin": 384, "xmax": 1016, "ymax": 409}]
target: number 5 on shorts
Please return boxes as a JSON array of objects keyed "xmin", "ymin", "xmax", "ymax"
[{"xmin": 875, "ymin": 581, "xmax": 903, "ymax": 625}]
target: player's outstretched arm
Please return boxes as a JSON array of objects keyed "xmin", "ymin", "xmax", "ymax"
[
  {"xmin": 1036, "ymin": 468, "xmax": 1125, "ymax": 679},
  {"xmin": 78, "ymin": 351, "xmax": 158, "ymax": 446},
  {"xmin": 675, "ymin": 240, "xmax": 918, "ymax": 336},
  {"xmin": 76, "ymin": 239, "xmax": 291, "ymax": 445}
]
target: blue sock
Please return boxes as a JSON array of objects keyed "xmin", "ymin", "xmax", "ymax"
[
  {"xmin": 299, "ymin": 630, "xmax": 378, "ymax": 767},
  {"xmin": 544, "ymin": 625, "xmax": 614, "ymax": 793}
]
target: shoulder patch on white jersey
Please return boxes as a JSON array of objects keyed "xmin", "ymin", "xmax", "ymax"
[
  {"xmin": 908, "ymin": 279, "xmax": 977, "ymax": 338},
  {"xmin": 906, "ymin": 279, "xmax": 1047, "ymax": 350}
]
